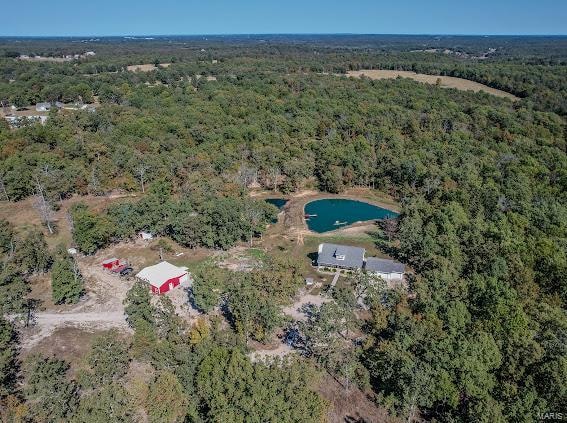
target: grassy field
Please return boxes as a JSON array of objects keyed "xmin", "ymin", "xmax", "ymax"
[
  {"xmin": 346, "ymin": 69, "xmax": 519, "ymax": 100},
  {"xmin": 127, "ymin": 63, "xmax": 171, "ymax": 72}
]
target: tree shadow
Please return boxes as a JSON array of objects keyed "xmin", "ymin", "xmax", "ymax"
[
  {"xmin": 344, "ymin": 415, "xmax": 368, "ymax": 423},
  {"xmin": 184, "ymin": 286, "xmax": 206, "ymax": 314},
  {"xmin": 307, "ymin": 251, "xmax": 318, "ymax": 265},
  {"xmin": 368, "ymin": 220, "xmax": 403, "ymax": 261}
]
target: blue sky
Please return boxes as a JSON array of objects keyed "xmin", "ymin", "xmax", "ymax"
[{"xmin": 3, "ymin": 0, "xmax": 566, "ymax": 36}]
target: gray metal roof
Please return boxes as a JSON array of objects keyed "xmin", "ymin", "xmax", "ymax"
[
  {"xmin": 365, "ymin": 257, "xmax": 405, "ymax": 274},
  {"xmin": 317, "ymin": 243, "xmax": 365, "ymax": 269}
]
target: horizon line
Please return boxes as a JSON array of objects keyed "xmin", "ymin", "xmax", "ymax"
[{"xmin": 1, "ymin": 32, "xmax": 567, "ymax": 38}]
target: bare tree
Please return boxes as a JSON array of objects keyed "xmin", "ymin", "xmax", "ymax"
[
  {"xmin": 71, "ymin": 256, "xmax": 82, "ymax": 285},
  {"xmin": 236, "ymin": 165, "xmax": 258, "ymax": 188},
  {"xmin": 88, "ymin": 167, "xmax": 101, "ymax": 195},
  {"xmin": 245, "ymin": 208, "xmax": 262, "ymax": 246},
  {"xmin": 32, "ymin": 175, "xmax": 55, "ymax": 234},
  {"xmin": 136, "ymin": 163, "xmax": 150, "ymax": 193},
  {"xmin": 380, "ymin": 217, "xmax": 399, "ymax": 242},
  {"xmin": 269, "ymin": 166, "xmax": 281, "ymax": 191}
]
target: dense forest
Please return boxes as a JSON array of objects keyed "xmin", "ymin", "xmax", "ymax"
[{"xmin": 0, "ymin": 35, "xmax": 566, "ymax": 422}]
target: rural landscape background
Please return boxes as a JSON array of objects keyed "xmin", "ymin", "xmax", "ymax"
[{"xmin": 0, "ymin": 13, "xmax": 566, "ymax": 423}]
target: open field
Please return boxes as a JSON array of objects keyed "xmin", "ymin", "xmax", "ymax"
[
  {"xmin": 18, "ymin": 56, "xmax": 73, "ymax": 63},
  {"xmin": 127, "ymin": 63, "xmax": 171, "ymax": 72},
  {"xmin": 0, "ymin": 194, "xmax": 137, "ymax": 247},
  {"xmin": 346, "ymin": 69, "xmax": 519, "ymax": 100}
]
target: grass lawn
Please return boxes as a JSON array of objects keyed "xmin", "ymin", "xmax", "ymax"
[{"xmin": 245, "ymin": 248, "xmax": 268, "ymax": 261}]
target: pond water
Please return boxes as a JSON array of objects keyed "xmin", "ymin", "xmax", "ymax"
[
  {"xmin": 265, "ymin": 198, "xmax": 288, "ymax": 209},
  {"xmin": 304, "ymin": 198, "xmax": 397, "ymax": 233}
]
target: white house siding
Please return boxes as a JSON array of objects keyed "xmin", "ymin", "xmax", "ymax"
[{"xmin": 372, "ymin": 271, "xmax": 404, "ymax": 281}]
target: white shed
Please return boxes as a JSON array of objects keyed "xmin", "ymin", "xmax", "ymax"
[{"xmin": 139, "ymin": 231, "xmax": 154, "ymax": 240}]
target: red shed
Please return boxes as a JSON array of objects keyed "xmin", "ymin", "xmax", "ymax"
[
  {"xmin": 135, "ymin": 261, "xmax": 190, "ymax": 294},
  {"xmin": 102, "ymin": 258, "xmax": 120, "ymax": 269}
]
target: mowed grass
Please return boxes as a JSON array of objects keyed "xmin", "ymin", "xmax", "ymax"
[{"xmin": 346, "ymin": 69, "xmax": 519, "ymax": 100}]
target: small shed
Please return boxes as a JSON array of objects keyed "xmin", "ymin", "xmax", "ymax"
[
  {"xmin": 136, "ymin": 261, "xmax": 190, "ymax": 294},
  {"xmin": 305, "ymin": 277, "xmax": 314, "ymax": 286},
  {"xmin": 35, "ymin": 102, "xmax": 51, "ymax": 112},
  {"xmin": 139, "ymin": 231, "xmax": 154, "ymax": 240},
  {"xmin": 102, "ymin": 257, "xmax": 120, "ymax": 269}
]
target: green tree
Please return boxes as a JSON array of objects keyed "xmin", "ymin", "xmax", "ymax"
[
  {"xmin": 72, "ymin": 383, "xmax": 134, "ymax": 423},
  {"xmin": 191, "ymin": 264, "xmax": 227, "ymax": 312},
  {"xmin": 85, "ymin": 330, "xmax": 130, "ymax": 386},
  {"xmin": 226, "ymin": 274, "xmax": 282, "ymax": 342},
  {"xmin": 196, "ymin": 347, "xmax": 326, "ymax": 422},
  {"xmin": 51, "ymin": 256, "xmax": 83, "ymax": 304},
  {"xmin": 0, "ymin": 219, "xmax": 14, "ymax": 256},
  {"xmin": 0, "ymin": 265, "xmax": 29, "ymax": 314},
  {"xmin": 146, "ymin": 371, "xmax": 188, "ymax": 423},
  {"xmin": 70, "ymin": 204, "xmax": 112, "ymax": 255},
  {"xmin": 23, "ymin": 355, "xmax": 78, "ymax": 422},
  {"xmin": 13, "ymin": 230, "xmax": 52, "ymax": 274},
  {"xmin": 124, "ymin": 281, "xmax": 158, "ymax": 360},
  {"xmin": 0, "ymin": 318, "xmax": 18, "ymax": 398}
]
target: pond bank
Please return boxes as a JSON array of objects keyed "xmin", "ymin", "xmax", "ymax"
[
  {"xmin": 280, "ymin": 188, "xmax": 399, "ymax": 238},
  {"xmin": 304, "ymin": 198, "xmax": 397, "ymax": 233}
]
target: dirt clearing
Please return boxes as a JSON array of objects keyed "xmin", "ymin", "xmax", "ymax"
[
  {"xmin": 127, "ymin": 63, "xmax": 171, "ymax": 72},
  {"xmin": 319, "ymin": 374, "xmax": 397, "ymax": 423},
  {"xmin": 346, "ymin": 69, "xmax": 519, "ymax": 100},
  {"xmin": 282, "ymin": 293, "xmax": 331, "ymax": 321}
]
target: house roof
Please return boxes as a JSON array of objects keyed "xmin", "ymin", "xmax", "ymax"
[
  {"xmin": 136, "ymin": 261, "xmax": 188, "ymax": 288},
  {"xmin": 102, "ymin": 257, "xmax": 118, "ymax": 264},
  {"xmin": 365, "ymin": 257, "xmax": 405, "ymax": 274},
  {"xmin": 317, "ymin": 243, "xmax": 365, "ymax": 269},
  {"xmin": 36, "ymin": 102, "xmax": 50, "ymax": 108}
]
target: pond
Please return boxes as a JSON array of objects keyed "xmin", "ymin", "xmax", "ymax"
[
  {"xmin": 265, "ymin": 198, "xmax": 288, "ymax": 209},
  {"xmin": 304, "ymin": 198, "xmax": 398, "ymax": 233}
]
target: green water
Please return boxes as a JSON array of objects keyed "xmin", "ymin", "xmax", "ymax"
[
  {"xmin": 304, "ymin": 199, "xmax": 397, "ymax": 233},
  {"xmin": 265, "ymin": 198, "xmax": 288, "ymax": 209}
]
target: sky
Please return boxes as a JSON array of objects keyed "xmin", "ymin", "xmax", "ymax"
[{"xmin": 2, "ymin": 0, "xmax": 566, "ymax": 37}]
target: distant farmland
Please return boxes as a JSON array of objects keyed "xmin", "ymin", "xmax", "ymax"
[
  {"xmin": 346, "ymin": 69, "xmax": 519, "ymax": 100},
  {"xmin": 127, "ymin": 63, "xmax": 171, "ymax": 72}
]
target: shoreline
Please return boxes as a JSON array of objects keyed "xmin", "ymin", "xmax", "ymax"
[{"xmin": 251, "ymin": 188, "xmax": 400, "ymax": 238}]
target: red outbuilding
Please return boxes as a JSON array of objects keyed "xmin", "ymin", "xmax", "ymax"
[
  {"xmin": 135, "ymin": 261, "xmax": 190, "ymax": 294},
  {"xmin": 102, "ymin": 257, "xmax": 120, "ymax": 269}
]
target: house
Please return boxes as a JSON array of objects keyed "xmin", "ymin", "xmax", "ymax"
[
  {"xmin": 136, "ymin": 261, "xmax": 190, "ymax": 294},
  {"xmin": 139, "ymin": 231, "xmax": 154, "ymax": 240},
  {"xmin": 35, "ymin": 102, "xmax": 51, "ymax": 112},
  {"xmin": 317, "ymin": 243, "xmax": 365, "ymax": 270},
  {"xmin": 365, "ymin": 257, "xmax": 405, "ymax": 281},
  {"xmin": 102, "ymin": 257, "xmax": 120, "ymax": 269}
]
